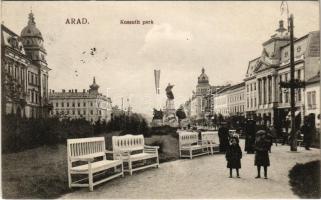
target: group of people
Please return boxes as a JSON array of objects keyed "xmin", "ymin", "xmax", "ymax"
[
  {"xmin": 217, "ymin": 117, "xmax": 316, "ymax": 179},
  {"xmin": 219, "ymin": 124, "xmax": 271, "ymax": 179}
]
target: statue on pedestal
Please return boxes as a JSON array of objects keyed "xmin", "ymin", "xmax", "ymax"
[{"xmin": 164, "ymin": 83, "xmax": 178, "ymax": 127}]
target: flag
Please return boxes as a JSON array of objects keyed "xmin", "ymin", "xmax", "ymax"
[{"xmin": 154, "ymin": 69, "xmax": 160, "ymax": 94}]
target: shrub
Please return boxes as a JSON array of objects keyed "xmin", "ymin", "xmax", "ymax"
[
  {"xmin": 1, "ymin": 114, "xmax": 94, "ymax": 153},
  {"xmin": 289, "ymin": 160, "xmax": 320, "ymax": 198}
]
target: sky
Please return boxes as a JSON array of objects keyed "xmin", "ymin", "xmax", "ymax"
[{"xmin": 1, "ymin": 1, "xmax": 319, "ymax": 119}]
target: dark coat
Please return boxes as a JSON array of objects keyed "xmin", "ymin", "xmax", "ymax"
[
  {"xmin": 226, "ymin": 144, "xmax": 242, "ymax": 169},
  {"xmin": 254, "ymin": 137, "xmax": 270, "ymax": 167},
  {"xmin": 301, "ymin": 124, "xmax": 312, "ymax": 143},
  {"xmin": 244, "ymin": 121, "xmax": 256, "ymax": 153},
  {"xmin": 218, "ymin": 127, "xmax": 230, "ymax": 152}
]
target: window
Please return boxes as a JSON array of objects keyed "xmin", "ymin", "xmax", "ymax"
[
  {"xmin": 83, "ymin": 102, "xmax": 86, "ymax": 107},
  {"xmin": 307, "ymin": 91, "xmax": 316, "ymax": 109},
  {"xmin": 61, "ymin": 102, "xmax": 64, "ymax": 107},
  {"xmin": 72, "ymin": 110, "xmax": 75, "ymax": 115},
  {"xmin": 78, "ymin": 103, "xmax": 80, "ymax": 107},
  {"xmin": 247, "ymin": 85, "xmax": 249, "ymax": 92},
  {"xmin": 90, "ymin": 102, "xmax": 93, "ymax": 107},
  {"xmin": 297, "ymin": 69, "xmax": 301, "ymax": 80},
  {"xmin": 78, "ymin": 110, "xmax": 81, "ymax": 115},
  {"xmin": 90, "ymin": 110, "xmax": 93, "ymax": 115},
  {"xmin": 56, "ymin": 103, "xmax": 58, "ymax": 107},
  {"xmin": 72, "ymin": 102, "xmax": 75, "ymax": 107},
  {"xmin": 67, "ymin": 102, "xmax": 69, "ymax": 107},
  {"xmin": 254, "ymin": 83, "xmax": 256, "ymax": 91},
  {"xmin": 84, "ymin": 110, "xmax": 86, "ymax": 115}
]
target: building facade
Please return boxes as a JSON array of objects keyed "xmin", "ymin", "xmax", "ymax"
[
  {"xmin": 227, "ymin": 82, "xmax": 245, "ymax": 117},
  {"xmin": 1, "ymin": 12, "xmax": 51, "ymax": 118},
  {"xmin": 244, "ymin": 19, "xmax": 320, "ymax": 127},
  {"xmin": 213, "ymin": 87, "xmax": 230, "ymax": 117},
  {"xmin": 49, "ymin": 77, "xmax": 112, "ymax": 123},
  {"xmin": 191, "ymin": 68, "xmax": 211, "ymax": 120},
  {"xmin": 304, "ymin": 73, "xmax": 320, "ymax": 129}
]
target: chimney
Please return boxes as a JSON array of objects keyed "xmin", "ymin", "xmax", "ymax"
[
  {"xmin": 75, "ymin": 89, "xmax": 78, "ymax": 93},
  {"xmin": 71, "ymin": 89, "xmax": 74, "ymax": 93},
  {"xmin": 69, "ymin": 90, "xmax": 71, "ymax": 93},
  {"xmin": 62, "ymin": 89, "xmax": 65, "ymax": 93},
  {"xmin": 52, "ymin": 90, "xmax": 55, "ymax": 93},
  {"xmin": 83, "ymin": 89, "xmax": 86, "ymax": 93}
]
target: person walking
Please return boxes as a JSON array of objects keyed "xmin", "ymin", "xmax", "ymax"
[
  {"xmin": 301, "ymin": 118, "xmax": 312, "ymax": 150},
  {"xmin": 218, "ymin": 122, "xmax": 230, "ymax": 152},
  {"xmin": 254, "ymin": 129, "xmax": 270, "ymax": 179},
  {"xmin": 244, "ymin": 119, "xmax": 256, "ymax": 154},
  {"xmin": 226, "ymin": 136, "xmax": 242, "ymax": 178}
]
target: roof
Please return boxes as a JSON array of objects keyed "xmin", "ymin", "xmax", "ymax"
[
  {"xmin": 226, "ymin": 82, "xmax": 245, "ymax": 91},
  {"xmin": 306, "ymin": 73, "xmax": 320, "ymax": 85}
]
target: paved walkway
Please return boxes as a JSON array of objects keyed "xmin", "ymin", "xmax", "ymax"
[{"xmin": 62, "ymin": 141, "xmax": 320, "ymax": 199}]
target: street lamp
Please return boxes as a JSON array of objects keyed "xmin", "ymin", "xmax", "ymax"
[{"xmin": 279, "ymin": 13, "xmax": 305, "ymax": 151}]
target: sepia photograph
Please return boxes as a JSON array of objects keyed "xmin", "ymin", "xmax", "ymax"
[{"xmin": 1, "ymin": 0, "xmax": 320, "ymax": 199}]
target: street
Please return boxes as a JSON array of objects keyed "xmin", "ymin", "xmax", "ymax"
[{"xmin": 62, "ymin": 140, "xmax": 320, "ymax": 199}]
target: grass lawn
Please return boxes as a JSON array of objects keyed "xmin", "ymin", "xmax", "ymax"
[{"xmin": 1, "ymin": 131, "xmax": 179, "ymax": 199}]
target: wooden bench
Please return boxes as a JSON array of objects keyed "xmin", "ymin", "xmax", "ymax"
[
  {"xmin": 178, "ymin": 131, "xmax": 208, "ymax": 159},
  {"xmin": 201, "ymin": 131, "xmax": 219, "ymax": 155},
  {"xmin": 112, "ymin": 134, "xmax": 159, "ymax": 175},
  {"xmin": 67, "ymin": 137, "xmax": 123, "ymax": 191}
]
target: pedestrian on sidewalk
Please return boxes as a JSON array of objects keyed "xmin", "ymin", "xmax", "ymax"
[
  {"xmin": 244, "ymin": 119, "xmax": 256, "ymax": 154},
  {"xmin": 218, "ymin": 122, "xmax": 230, "ymax": 152},
  {"xmin": 226, "ymin": 136, "xmax": 242, "ymax": 178},
  {"xmin": 254, "ymin": 130, "xmax": 270, "ymax": 179},
  {"xmin": 301, "ymin": 117, "xmax": 313, "ymax": 150}
]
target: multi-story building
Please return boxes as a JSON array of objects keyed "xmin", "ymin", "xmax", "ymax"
[
  {"xmin": 213, "ymin": 86, "xmax": 230, "ymax": 117},
  {"xmin": 1, "ymin": 12, "xmax": 51, "ymax": 118},
  {"xmin": 227, "ymin": 82, "xmax": 245, "ymax": 117},
  {"xmin": 304, "ymin": 72, "xmax": 320, "ymax": 129},
  {"xmin": 244, "ymin": 19, "xmax": 320, "ymax": 127},
  {"xmin": 49, "ymin": 77, "xmax": 112, "ymax": 123},
  {"xmin": 194, "ymin": 68, "xmax": 211, "ymax": 120}
]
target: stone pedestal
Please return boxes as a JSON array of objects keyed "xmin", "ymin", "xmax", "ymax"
[{"xmin": 163, "ymin": 99, "xmax": 178, "ymax": 127}]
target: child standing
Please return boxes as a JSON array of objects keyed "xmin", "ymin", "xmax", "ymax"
[
  {"xmin": 254, "ymin": 130, "xmax": 270, "ymax": 179},
  {"xmin": 226, "ymin": 136, "xmax": 242, "ymax": 178}
]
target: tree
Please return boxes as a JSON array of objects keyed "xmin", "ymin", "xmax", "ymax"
[{"xmin": 176, "ymin": 106, "xmax": 187, "ymax": 128}]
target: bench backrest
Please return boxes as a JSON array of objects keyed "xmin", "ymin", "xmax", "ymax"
[
  {"xmin": 67, "ymin": 137, "xmax": 106, "ymax": 160},
  {"xmin": 201, "ymin": 131, "xmax": 217, "ymax": 143},
  {"xmin": 179, "ymin": 132, "xmax": 198, "ymax": 146},
  {"xmin": 112, "ymin": 134, "xmax": 145, "ymax": 152}
]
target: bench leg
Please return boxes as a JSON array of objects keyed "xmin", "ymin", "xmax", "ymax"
[
  {"xmin": 68, "ymin": 169, "xmax": 72, "ymax": 188},
  {"xmin": 129, "ymin": 160, "xmax": 133, "ymax": 176},
  {"xmin": 121, "ymin": 163, "xmax": 124, "ymax": 177},
  {"xmin": 88, "ymin": 172, "xmax": 94, "ymax": 192}
]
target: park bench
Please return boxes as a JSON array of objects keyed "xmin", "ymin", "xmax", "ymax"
[
  {"xmin": 178, "ymin": 131, "xmax": 208, "ymax": 159},
  {"xmin": 112, "ymin": 134, "xmax": 159, "ymax": 175},
  {"xmin": 201, "ymin": 131, "xmax": 219, "ymax": 155},
  {"xmin": 67, "ymin": 137, "xmax": 124, "ymax": 191}
]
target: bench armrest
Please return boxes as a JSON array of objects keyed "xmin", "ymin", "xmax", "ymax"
[
  {"xmin": 71, "ymin": 156, "xmax": 95, "ymax": 162},
  {"xmin": 144, "ymin": 145, "xmax": 159, "ymax": 149},
  {"xmin": 105, "ymin": 150, "xmax": 114, "ymax": 154}
]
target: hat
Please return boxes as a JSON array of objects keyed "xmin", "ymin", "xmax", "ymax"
[{"xmin": 256, "ymin": 130, "xmax": 266, "ymax": 135}]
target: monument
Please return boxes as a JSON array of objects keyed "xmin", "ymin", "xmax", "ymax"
[{"xmin": 163, "ymin": 83, "xmax": 178, "ymax": 127}]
